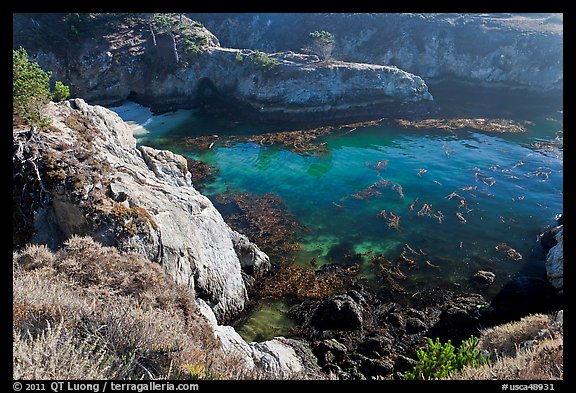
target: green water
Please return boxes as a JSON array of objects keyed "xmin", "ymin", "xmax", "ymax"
[{"xmin": 111, "ymin": 103, "xmax": 563, "ymax": 342}]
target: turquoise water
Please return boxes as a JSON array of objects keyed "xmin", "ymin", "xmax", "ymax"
[{"xmin": 111, "ymin": 103, "xmax": 563, "ymax": 340}]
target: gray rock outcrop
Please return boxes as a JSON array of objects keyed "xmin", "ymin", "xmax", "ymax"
[
  {"xmin": 197, "ymin": 299, "xmax": 321, "ymax": 378},
  {"xmin": 30, "ymin": 98, "xmax": 270, "ymax": 323},
  {"xmin": 190, "ymin": 13, "xmax": 563, "ymax": 91},
  {"xmin": 546, "ymin": 227, "xmax": 563, "ymax": 291},
  {"xmin": 13, "ymin": 14, "xmax": 433, "ymax": 123},
  {"xmin": 16, "ymin": 98, "xmax": 316, "ymax": 377}
]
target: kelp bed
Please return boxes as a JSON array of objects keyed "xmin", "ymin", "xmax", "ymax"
[
  {"xmin": 396, "ymin": 118, "xmax": 528, "ymax": 133},
  {"xmin": 214, "ymin": 192, "xmax": 305, "ymax": 258},
  {"xmin": 181, "ymin": 119, "xmax": 386, "ymax": 155},
  {"xmin": 186, "ymin": 158, "xmax": 218, "ymax": 190},
  {"xmin": 259, "ymin": 263, "xmax": 359, "ymax": 300}
]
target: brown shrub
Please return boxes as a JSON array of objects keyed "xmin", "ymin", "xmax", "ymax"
[
  {"xmin": 455, "ymin": 335, "xmax": 563, "ymax": 380},
  {"xmin": 12, "ymin": 236, "xmax": 231, "ymax": 380},
  {"xmin": 13, "ymin": 321, "xmax": 115, "ymax": 380},
  {"xmin": 479, "ymin": 314, "xmax": 553, "ymax": 358}
]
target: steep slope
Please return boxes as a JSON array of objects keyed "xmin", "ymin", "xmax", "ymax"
[
  {"xmin": 190, "ymin": 13, "xmax": 563, "ymax": 91},
  {"xmin": 13, "ymin": 98, "xmax": 322, "ymax": 377},
  {"xmin": 13, "ymin": 13, "xmax": 433, "ymax": 123}
]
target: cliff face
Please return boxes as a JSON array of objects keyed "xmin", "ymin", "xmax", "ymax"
[
  {"xmin": 16, "ymin": 98, "xmax": 270, "ymax": 323},
  {"xmin": 189, "ymin": 13, "xmax": 563, "ymax": 91},
  {"xmin": 13, "ymin": 99, "xmax": 319, "ymax": 376},
  {"xmin": 13, "ymin": 13, "xmax": 433, "ymax": 123}
]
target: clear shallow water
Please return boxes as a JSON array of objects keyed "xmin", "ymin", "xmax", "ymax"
[{"xmin": 110, "ymin": 103, "xmax": 563, "ymax": 341}]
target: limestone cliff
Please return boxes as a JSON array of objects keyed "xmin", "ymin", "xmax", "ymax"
[
  {"xmin": 13, "ymin": 13, "xmax": 433, "ymax": 123},
  {"xmin": 190, "ymin": 13, "xmax": 563, "ymax": 91},
  {"xmin": 17, "ymin": 98, "xmax": 269, "ymax": 322}
]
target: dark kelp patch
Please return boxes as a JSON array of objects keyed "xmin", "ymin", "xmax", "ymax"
[{"xmin": 214, "ymin": 192, "xmax": 305, "ymax": 258}]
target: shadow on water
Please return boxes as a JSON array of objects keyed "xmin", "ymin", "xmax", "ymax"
[{"xmin": 429, "ymin": 80, "xmax": 563, "ymax": 119}]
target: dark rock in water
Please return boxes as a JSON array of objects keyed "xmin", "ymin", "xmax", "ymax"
[
  {"xmin": 313, "ymin": 339, "xmax": 348, "ymax": 365},
  {"xmin": 394, "ymin": 354, "xmax": 417, "ymax": 373},
  {"xmin": 487, "ymin": 276, "xmax": 560, "ymax": 324},
  {"xmin": 471, "ymin": 270, "xmax": 496, "ymax": 288},
  {"xmin": 546, "ymin": 228, "xmax": 563, "ymax": 291},
  {"xmin": 311, "ymin": 294, "xmax": 364, "ymax": 331},
  {"xmin": 540, "ymin": 226, "xmax": 561, "ymax": 251},
  {"xmin": 387, "ymin": 312, "xmax": 405, "ymax": 328}
]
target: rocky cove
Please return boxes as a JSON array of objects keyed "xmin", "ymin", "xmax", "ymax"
[{"xmin": 12, "ymin": 13, "xmax": 563, "ymax": 380}]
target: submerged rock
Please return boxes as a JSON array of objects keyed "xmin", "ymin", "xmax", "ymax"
[{"xmin": 471, "ymin": 270, "xmax": 496, "ymax": 289}]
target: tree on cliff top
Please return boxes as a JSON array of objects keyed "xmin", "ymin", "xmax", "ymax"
[
  {"xmin": 13, "ymin": 47, "xmax": 70, "ymax": 129},
  {"xmin": 306, "ymin": 30, "xmax": 335, "ymax": 61},
  {"xmin": 13, "ymin": 47, "xmax": 52, "ymax": 129}
]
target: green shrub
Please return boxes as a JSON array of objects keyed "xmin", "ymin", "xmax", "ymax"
[
  {"xmin": 308, "ymin": 30, "xmax": 335, "ymax": 60},
  {"xmin": 183, "ymin": 39, "xmax": 203, "ymax": 54},
  {"xmin": 52, "ymin": 81, "xmax": 70, "ymax": 102},
  {"xmin": 153, "ymin": 13, "xmax": 176, "ymax": 31},
  {"xmin": 249, "ymin": 51, "xmax": 278, "ymax": 71},
  {"xmin": 65, "ymin": 13, "xmax": 89, "ymax": 38},
  {"xmin": 405, "ymin": 336, "xmax": 489, "ymax": 380},
  {"xmin": 235, "ymin": 52, "xmax": 244, "ymax": 62}
]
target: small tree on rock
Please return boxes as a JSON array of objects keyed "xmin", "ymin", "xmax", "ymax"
[
  {"xmin": 52, "ymin": 81, "xmax": 70, "ymax": 102},
  {"xmin": 13, "ymin": 47, "xmax": 71, "ymax": 129},
  {"xmin": 13, "ymin": 47, "xmax": 52, "ymax": 128},
  {"xmin": 307, "ymin": 30, "xmax": 335, "ymax": 61}
]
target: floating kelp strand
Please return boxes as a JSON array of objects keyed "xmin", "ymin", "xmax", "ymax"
[
  {"xmin": 446, "ymin": 192, "xmax": 464, "ymax": 200},
  {"xmin": 395, "ymin": 118, "xmax": 528, "ymax": 133},
  {"xmin": 512, "ymin": 160, "xmax": 525, "ymax": 168},
  {"xmin": 456, "ymin": 212, "xmax": 467, "ymax": 224},
  {"xmin": 376, "ymin": 209, "xmax": 401, "ymax": 230},
  {"xmin": 433, "ymin": 210, "xmax": 445, "ymax": 224},
  {"xmin": 408, "ymin": 197, "xmax": 419, "ymax": 211},
  {"xmin": 342, "ymin": 178, "xmax": 404, "ymax": 201},
  {"xmin": 417, "ymin": 203, "xmax": 432, "ymax": 217}
]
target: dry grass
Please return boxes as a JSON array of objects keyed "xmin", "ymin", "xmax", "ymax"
[
  {"xmin": 455, "ymin": 335, "xmax": 563, "ymax": 380},
  {"xmin": 479, "ymin": 314, "xmax": 553, "ymax": 358},
  {"xmin": 12, "ymin": 236, "xmax": 251, "ymax": 380},
  {"xmin": 453, "ymin": 313, "xmax": 563, "ymax": 380},
  {"xmin": 13, "ymin": 321, "xmax": 115, "ymax": 380}
]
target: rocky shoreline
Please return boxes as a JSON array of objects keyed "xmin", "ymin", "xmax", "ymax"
[
  {"xmin": 12, "ymin": 12, "xmax": 563, "ymax": 380},
  {"xmin": 13, "ymin": 98, "xmax": 563, "ymax": 379}
]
